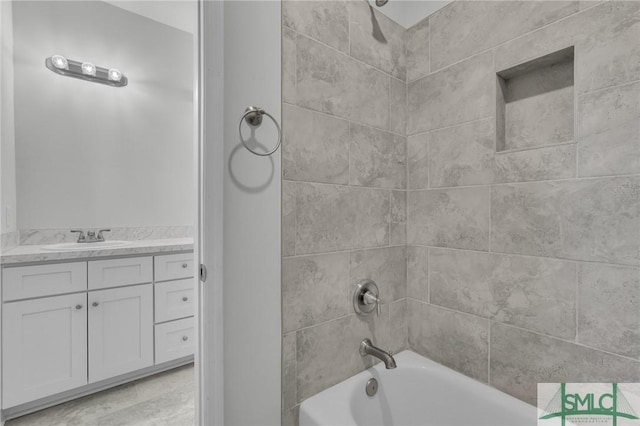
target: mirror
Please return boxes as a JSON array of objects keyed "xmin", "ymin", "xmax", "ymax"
[
  {"xmin": 1, "ymin": 1, "xmax": 198, "ymax": 424},
  {"xmin": 3, "ymin": 0, "xmax": 195, "ymax": 244}
]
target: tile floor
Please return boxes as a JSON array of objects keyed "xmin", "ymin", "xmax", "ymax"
[{"xmin": 6, "ymin": 364, "xmax": 195, "ymax": 426}]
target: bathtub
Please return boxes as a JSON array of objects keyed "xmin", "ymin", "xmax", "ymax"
[{"xmin": 299, "ymin": 350, "xmax": 537, "ymax": 426}]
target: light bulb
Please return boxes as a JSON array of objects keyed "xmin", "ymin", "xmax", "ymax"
[
  {"xmin": 108, "ymin": 68, "xmax": 122, "ymax": 82},
  {"xmin": 81, "ymin": 62, "xmax": 96, "ymax": 76},
  {"xmin": 51, "ymin": 55, "xmax": 68, "ymax": 70}
]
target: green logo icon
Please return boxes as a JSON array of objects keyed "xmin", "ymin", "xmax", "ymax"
[{"xmin": 539, "ymin": 383, "xmax": 639, "ymax": 426}]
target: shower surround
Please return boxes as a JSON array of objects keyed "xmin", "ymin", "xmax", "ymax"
[{"xmin": 282, "ymin": 0, "xmax": 640, "ymax": 424}]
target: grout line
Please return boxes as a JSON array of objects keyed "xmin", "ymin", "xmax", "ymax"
[
  {"xmin": 406, "ymin": 172, "xmax": 640, "ymax": 191},
  {"xmin": 282, "ymin": 101, "xmax": 407, "ymax": 139},
  {"xmin": 578, "ymin": 77, "xmax": 640, "ymax": 97},
  {"xmin": 407, "ymin": 115, "xmax": 495, "ymax": 138},
  {"xmin": 426, "ymin": 247, "xmax": 430, "ymax": 303},
  {"xmin": 495, "ymin": 140, "xmax": 576, "ymax": 155},
  {"xmin": 575, "ymin": 262, "xmax": 580, "ymax": 344},
  {"xmin": 410, "ymin": 244, "xmax": 640, "ymax": 270},
  {"xmin": 282, "ymin": 178, "xmax": 409, "ymax": 192},
  {"xmin": 283, "ymin": 245, "xmax": 407, "ymax": 260},
  {"xmin": 487, "ymin": 320, "xmax": 492, "ymax": 385}
]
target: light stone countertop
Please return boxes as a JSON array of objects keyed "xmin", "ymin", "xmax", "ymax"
[{"xmin": 0, "ymin": 238, "xmax": 194, "ymax": 265}]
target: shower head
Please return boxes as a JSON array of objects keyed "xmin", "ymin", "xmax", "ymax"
[{"xmin": 375, "ymin": 0, "xmax": 389, "ymax": 6}]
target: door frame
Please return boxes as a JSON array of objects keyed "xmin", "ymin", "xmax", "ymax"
[{"xmin": 196, "ymin": 1, "xmax": 224, "ymax": 425}]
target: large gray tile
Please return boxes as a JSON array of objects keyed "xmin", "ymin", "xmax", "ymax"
[
  {"xmin": 283, "ymin": 180, "xmax": 296, "ymax": 257},
  {"xmin": 578, "ymin": 81, "xmax": 640, "ymax": 177},
  {"xmin": 6, "ymin": 383, "xmax": 139, "ymax": 426},
  {"xmin": 282, "ymin": 405, "xmax": 300, "ymax": 426},
  {"xmin": 491, "ymin": 177, "xmax": 640, "ymax": 265},
  {"xmin": 283, "ymin": 252, "xmax": 350, "ymax": 333},
  {"xmin": 408, "ymin": 51, "xmax": 494, "ymax": 134},
  {"xmin": 407, "ymin": 133, "xmax": 429, "ymax": 189},
  {"xmin": 501, "ymin": 60, "xmax": 574, "ymax": 151},
  {"xmin": 429, "ymin": 118, "xmax": 495, "ymax": 188},
  {"xmin": 407, "ymin": 246, "xmax": 429, "ymax": 302},
  {"xmin": 578, "ymin": 263, "xmax": 640, "ymax": 359},
  {"xmin": 296, "ymin": 311, "xmax": 389, "ymax": 402},
  {"xmin": 349, "ymin": 124, "xmax": 406, "ymax": 189},
  {"xmin": 283, "ymin": 104, "xmax": 350, "ymax": 184},
  {"xmin": 430, "ymin": 248, "xmax": 576, "ymax": 339},
  {"xmin": 390, "ymin": 190, "xmax": 406, "ymax": 246},
  {"xmin": 350, "ymin": 246, "xmax": 407, "ymax": 303},
  {"xmin": 490, "ymin": 322, "xmax": 640, "ymax": 405},
  {"xmin": 576, "ymin": 1, "xmax": 640, "ymax": 94},
  {"xmin": 296, "ymin": 34, "xmax": 389, "ymax": 129},
  {"xmin": 283, "ymin": 27, "xmax": 296, "ymax": 104},
  {"xmin": 430, "ymin": 1, "xmax": 578, "ymax": 71},
  {"xmin": 409, "ymin": 302, "xmax": 489, "ymax": 382},
  {"xmin": 390, "ymin": 299, "xmax": 408, "ymax": 354},
  {"xmin": 348, "ymin": 1, "xmax": 406, "ymax": 80},
  {"xmin": 389, "ymin": 77, "xmax": 407, "ymax": 135},
  {"xmin": 406, "ymin": 17, "xmax": 430, "ymax": 82},
  {"xmin": 295, "ymin": 183, "xmax": 390, "ymax": 254},
  {"xmin": 408, "ymin": 186, "xmax": 491, "ymax": 251},
  {"xmin": 494, "ymin": 144, "xmax": 576, "ymax": 183},
  {"xmin": 283, "ymin": 332, "xmax": 297, "ymax": 411},
  {"xmin": 495, "ymin": 2, "xmax": 640, "ymax": 94},
  {"xmin": 283, "ymin": 0, "xmax": 349, "ymax": 53}
]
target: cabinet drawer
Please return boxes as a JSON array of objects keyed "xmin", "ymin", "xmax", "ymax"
[
  {"xmin": 2, "ymin": 262, "xmax": 87, "ymax": 301},
  {"xmin": 155, "ymin": 279, "xmax": 195, "ymax": 323},
  {"xmin": 155, "ymin": 317, "xmax": 194, "ymax": 364},
  {"xmin": 154, "ymin": 253, "xmax": 194, "ymax": 282},
  {"xmin": 88, "ymin": 257, "xmax": 152, "ymax": 290}
]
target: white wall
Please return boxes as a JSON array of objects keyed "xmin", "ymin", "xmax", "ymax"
[
  {"xmin": 106, "ymin": 1, "xmax": 197, "ymax": 34},
  {"xmin": 1, "ymin": 0, "xmax": 17, "ymax": 235},
  {"xmin": 12, "ymin": 1, "xmax": 194, "ymax": 230},
  {"xmin": 222, "ymin": 1, "xmax": 282, "ymax": 425}
]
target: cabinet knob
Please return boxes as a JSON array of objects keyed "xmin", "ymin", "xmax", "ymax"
[
  {"xmin": 182, "ymin": 296, "xmax": 189, "ymax": 302},
  {"xmin": 75, "ymin": 304, "xmax": 83, "ymax": 310},
  {"xmin": 92, "ymin": 301, "xmax": 100, "ymax": 307},
  {"xmin": 182, "ymin": 336, "xmax": 189, "ymax": 341},
  {"xmin": 182, "ymin": 263, "xmax": 188, "ymax": 268}
]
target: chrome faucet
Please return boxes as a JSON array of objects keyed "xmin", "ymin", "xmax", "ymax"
[
  {"xmin": 70, "ymin": 229, "xmax": 111, "ymax": 243},
  {"xmin": 360, "ymin": 338, "xmax": 396, "ymax": 369}
]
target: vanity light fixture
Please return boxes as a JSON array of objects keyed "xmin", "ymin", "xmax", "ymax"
[
  {"xmin": 45, "ymin": 55, "xmax": 128, "ymax": 87},
  {"xmin": 108, "ymin": 68, "xmax": 122, "ymax": 82},
  {"xmin": 81, "ymin": 62, "xmax": 96, "ymax": 76},
  {"xmin": 51, "ymin": 54, "xmax": 68, "ymax": 70}
]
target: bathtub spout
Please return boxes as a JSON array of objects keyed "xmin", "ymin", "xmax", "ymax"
[{"xmin": 359, "ymin": 339, "xmax": 397, "ymax": 369}]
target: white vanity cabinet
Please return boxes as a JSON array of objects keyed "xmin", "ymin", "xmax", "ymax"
[
  {"xmin": 1, "ymin": 250, "xmax": 194, "ymax": 412},
  {"xmin": 88, "ymin": 284, "xmax": 154, "ymax": 382},
  {"xmin": 2, "ymin": 293, "xmax": 88, "ymax": 408},
  {"xmin": 153, "ymin": 253, "xmax": 195, "ymax": 364}
]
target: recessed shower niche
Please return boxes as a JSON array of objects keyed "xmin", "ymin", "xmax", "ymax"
[{"xmin": 496, "ymin": 47, "xmax": 575, "ymax": 152}]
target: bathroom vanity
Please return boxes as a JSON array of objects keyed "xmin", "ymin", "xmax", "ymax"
[{"xmin": 0, "ymin": 240, "xmax": 195, "ymax": 417}]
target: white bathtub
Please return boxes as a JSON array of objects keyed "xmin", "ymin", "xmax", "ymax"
[{"xmin": 299, "ymin": 350, "xmax": 537, "ymax": 426}]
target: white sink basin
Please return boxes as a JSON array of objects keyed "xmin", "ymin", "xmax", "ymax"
[{"xmin": 42, "ymin": 241, "xmax": 131, "ymax": 251}]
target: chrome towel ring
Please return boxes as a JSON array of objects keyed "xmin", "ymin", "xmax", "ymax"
[{"xmin": 238, "ymin": 106, "xmax": 281, "ymax": 156}]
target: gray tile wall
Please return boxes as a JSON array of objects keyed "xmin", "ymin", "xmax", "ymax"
[
  {"xmin": 281, "ymin": 2, "xmax": 408, "ymax": 424},
  {"xmin": 283, "ymin": 1, "xmax": 640, "ymax": 422},
  {"xmin": 406, "ymin": 0, "xmax": 640, "ymax": 407}
]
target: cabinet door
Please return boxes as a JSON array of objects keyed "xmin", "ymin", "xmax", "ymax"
[
  {"xmin": 2, "ymin": 293, "xmax": 88, "ymax": 408},
  {"xmin": 88, "ymin": 284, "xmax": 153, "ymax": 382}
]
